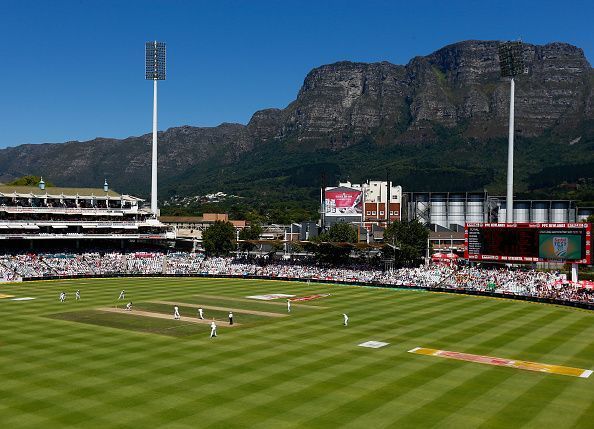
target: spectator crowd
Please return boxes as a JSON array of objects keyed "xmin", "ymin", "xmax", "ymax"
[{"xmin": 0, "ymin": 252, "xmax": 592, "ymax": 304}]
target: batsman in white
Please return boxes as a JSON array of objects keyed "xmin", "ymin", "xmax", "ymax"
[
  {"xmin": 174, "ymin": 305, "xmax": 181, "ymax": 320},
  {"xmin": 118, "ymin": 290, "xmax": 125, "ymax": 300}
]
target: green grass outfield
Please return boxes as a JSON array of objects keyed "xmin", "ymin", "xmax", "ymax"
[{"xmin": 0, "ymin": 277, "xmax": 593, "ymax": 428}]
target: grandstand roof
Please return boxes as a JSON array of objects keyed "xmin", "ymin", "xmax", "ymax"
[
  {"xmin": 159, "ymin": 216, "xmax": 204, "ymax": 223},
  {"xmin": 0, "ymin": 185, "xmax": 141, "ymax": 200}
]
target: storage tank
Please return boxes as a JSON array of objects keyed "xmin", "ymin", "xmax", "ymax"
[
  {"xmin": 513, "ymin": 201, "xmax": 531, "ymax": 222},
  {"xmin": 531, "ymin": 201, "xmax": 549, "ymax": 223},
  {"xmin": 430, "ymin": 193, "xmax": 448, "ymax": 228},
  {"xmin": 577, "ymin": 207, "xmax": 594, "ymax": 222},
  {"xmin": 448, "ymin": 194, "xmax": 466, "ymax": 229},
  {"xmin": 497, "ymin": 201, "xmax": 508, "ymax": 223},
  {"xmin": 466, "ymin": 193, "xmax": 485, "ymax": 223},
  {"xmin": 550, "ymin": 201, "xmax": 569, "ymax": 223}
]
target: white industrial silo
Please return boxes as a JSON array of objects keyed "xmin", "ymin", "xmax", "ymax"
[
  {"xmin": 448, "ymin": 194, "xmax": 466, "ymax": 229},
  {"xmin": 466, "ymin": 193, "xmax": 485, "ymax": 223},
  {"xmin": 531, "ymin": 201, "xmax": 549, "ymax": 223},
  {"xmin": 513, "ymin": 201, "xmax": 531, "ymax": 222},
  {"xmin": 577, "ymin": 207, "xmax": 594, "ymax": 222},
  {"xmin": 430, "ymin": 193, "xmax": 448, "ymax": 228},
  {"xmin": 550, "ymin": 201, "xmax": 569, "ymax": 223}
]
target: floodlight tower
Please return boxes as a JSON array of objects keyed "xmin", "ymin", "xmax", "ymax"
[
  {"xmin": 498, "ymin": 41, "xmax": 524, "ymax": 223},
  {"xmin": 145, "ymin": 41, "xmax": 166, "ymax": 215}
]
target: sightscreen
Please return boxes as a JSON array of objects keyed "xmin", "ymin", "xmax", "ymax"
[{"xmin": 465, "ymin": 223, "xmax": 591, "ymax": 264}]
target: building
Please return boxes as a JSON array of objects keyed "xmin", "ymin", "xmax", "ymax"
[
  {"xmin": 323, "ymin": 180, "xmax": 402, "ymax": 231},
  {"xmin": 362, "ymin": 181, "xmax": 402, "ymax": 227},
  {"xmin": 404, "ymin": 192, "xmax": 490, "ymax": 232},
  {"xmin": 496, "ymin": 199, "xmax": 578, "ymax": 224},
  {"xmin": 405, "ymin": 192, "xmax": 588, "ymax": 232},
  {"xmin": 0, "ymin": 183, "xmax": 174, "ymax": 250},
  {"xmin": 159, "ymin": 214, "xmax": 246, "ymax": 240}
]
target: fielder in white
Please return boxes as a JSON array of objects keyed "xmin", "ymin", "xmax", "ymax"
[
  {"xmin": 75, "ymin": 290, "xmax": 80, "ymax": 300},
  {"xmin": 210, "ymin": 320, "xmax": 217, "ymax": 338},
  {"xmin": 343, "ymin": 313, "xmax": 349, "ymax": 326},
  {"xmin": 198, "ymin": 308, "xmax": 204, "ymax": 319},
  {"xmin": 125, "ymin": 302, "xmax": 132, "ymax": 311},
  {"xmin": 287, "ymin": 299, "xmax": 291, "ymax": 313},
  {"xmin": 59, "ymin": 292, "xmax": 66, "ymax": 302},
  {"xmin": 174, "ymin": 305, "xmax": 181, "ymax": 320}
]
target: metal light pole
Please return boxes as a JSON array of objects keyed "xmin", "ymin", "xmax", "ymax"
[
  {"xmin": 145, "ymin": 41, "xmax": 166, "ymax": 215},
  {"xmin": 498, "ymin": 41, "xmax": 524, "ymax": 223},
  {"xmin": 506, "ymin": 77, "xmax": 515, "ymax": 223}
]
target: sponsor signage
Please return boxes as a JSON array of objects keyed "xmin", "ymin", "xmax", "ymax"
[
  {"xmin": 409, "ymin": 347, "xmax": 592, "ymax": 378},
  {"xmin": 246, "ymin": 294, "xmax": 295, "ymax": 301},
  {"xmin": 289, "ymin": 294, "xmax": 331, "ymax": 302},
  {"xmin": 324, "ymin": 188, "xmax": 362, "ymax": 217}
]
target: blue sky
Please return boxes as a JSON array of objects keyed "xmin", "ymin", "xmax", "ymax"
[{"xmin": 0, "ymin": 0, "xmax": 592, "ymax": 148}]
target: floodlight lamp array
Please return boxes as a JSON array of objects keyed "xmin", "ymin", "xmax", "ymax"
[
  {"xmin": 498, "ymin": 41, "xmax": 525, "ymax": 78},
  {"xmin": 145, "ymin": 41, "xmax": 166, "ymax": 80}
]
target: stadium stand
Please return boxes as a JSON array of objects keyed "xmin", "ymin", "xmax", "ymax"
[{"xmin": 0, "ymin": 251, "xmax": 592, "ymax": 307}]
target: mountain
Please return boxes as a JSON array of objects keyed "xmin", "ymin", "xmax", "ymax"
[{"xmin": 1, "ymin": 40, "xmax": 594, "ymax": 210}]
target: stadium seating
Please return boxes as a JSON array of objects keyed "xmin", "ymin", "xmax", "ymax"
[{"xmin": 0, "ymin": 251, "xmax": 591, "ymax": 304}]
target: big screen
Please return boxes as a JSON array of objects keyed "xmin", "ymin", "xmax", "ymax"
[{"xmin": 465, "ymin": 223, "xmax": 591, "ymax": 264}]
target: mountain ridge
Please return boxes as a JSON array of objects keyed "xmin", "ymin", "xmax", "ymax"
[{"xmin": 0, "ymin": 40, "xmax": 593, "ymax": 206}]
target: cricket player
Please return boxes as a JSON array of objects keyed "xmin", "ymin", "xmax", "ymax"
[
  {"xmin": 118, "ymin": 290, "xmax": 125, "ymax": 300},
  {"xmin": 125, "ymin": 302, "xmax": 132, "ymax": 311},
  {"xmin": 174, "ymin": 305, "xmax": 181, "ymax": 320},
  {"xmin": 198, "ymin": 308, "xmax": 204, "ymax": 319},
  {"xmin": 59, "ymin": 291, "xmax": 66, "ymax": 302},
  {"xmin": 75, "ymin": 290, "xmax": 80, "ymax": 300},
  {"xmin": 228, "ymin": 311, "xmax": 234, "ymax": 325},
  {"xmin": 210, "ymin": 320, "xmax": 217, "ymax": 338},
  {"xmin": 343, "ymin": 313, "xmax": 349, "ymax": 326},
  {"xmin": 287, "ymin": 299, "xmax": 291, "ymax": 313}
]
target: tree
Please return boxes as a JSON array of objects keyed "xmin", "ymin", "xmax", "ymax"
[
  {"xmin": 7, "ymin": 175, "xmax": 54, "ymax": 187},
  {"xmin": 586, "ymin": 214, "xmax": 594, "ymax": 224},
  {"xmin": 313, "ymin": 222, "xmax": 357, "ymax": 262},
  {"xmin": 383, "ymin": 220, "xmax": 429, "ymax": 267},
  {"xmin": 202, "ymin": 221, "xmax": 235, "ymax": 256},
  {"xmin": 238, "ymin": 223, "xmax": 263, "ymax": 251},
  {"xmin": 324, "ymin": 222, "xmax": 358, "ymax": 243}
]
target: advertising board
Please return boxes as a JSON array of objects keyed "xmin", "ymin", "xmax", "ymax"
[{"xmin": 324, "ymin": 187, "xmax": 362, "ymax": 217}]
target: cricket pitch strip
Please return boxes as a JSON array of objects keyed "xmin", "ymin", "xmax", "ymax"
[{"xmin": 98, "ymin": 307, "xmax": 242, "ymax": 326}]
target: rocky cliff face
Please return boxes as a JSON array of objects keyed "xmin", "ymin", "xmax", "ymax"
[
  {"xmin": 0, "ymin": 40, "xmax": 592, "ymax": 196},
  {"xmin": 259, "ymin": 40, "xmax": 593, "ymax": 146},
  {"xmin": 0, "ymin": 123, "xmax": 250, "ymax": 194}
]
